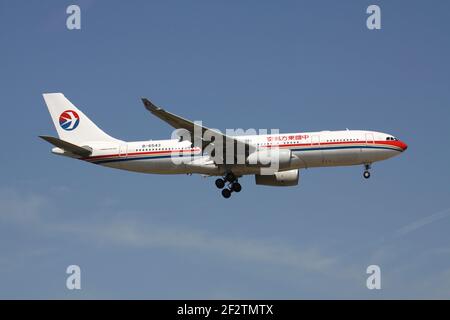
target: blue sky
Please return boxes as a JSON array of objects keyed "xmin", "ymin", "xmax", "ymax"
[{"xmin": 1, "ymin": 0, "xmax": 450, "ymax": 299}]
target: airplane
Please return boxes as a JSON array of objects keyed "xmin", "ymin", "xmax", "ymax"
[{"xmin": 40, "ymin": 93, "xmax": 408, "ymax": 198}]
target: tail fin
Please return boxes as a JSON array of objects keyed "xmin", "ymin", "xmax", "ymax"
[{"xmin": 42, "ymin": 93, "xmax": 119, "ymax": 144}]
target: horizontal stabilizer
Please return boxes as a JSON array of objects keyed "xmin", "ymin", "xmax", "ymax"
[{"xmin": 39, "ymin": 135, "xmax": 92, "ymax": 157}]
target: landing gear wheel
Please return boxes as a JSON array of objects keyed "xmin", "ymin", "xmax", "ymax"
[
  {"xmin": 221, "ymin": 188, "xmax": 232, "ymax": 199},
  {"xmin": 215, "ymin": 178, "xmax": 225, "ymax": 189},
  {"xmin": 231, "ymin": 182, "xmax": 242, "ymax": 193},
  {"xmin": 363, "ymin": 171, "xmax": 371, "ymax": 179}
]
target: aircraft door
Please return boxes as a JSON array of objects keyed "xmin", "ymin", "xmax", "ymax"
[
  {"xmin": 361, "ymin": 132, "xmax": 375, "ymax": 163},
  {"xmin": 119, "ymin": 144, "xmax": 128, "ymax": 157},
  {"xmin": 311, "ymin": 134, "xmax": 323, "ymax": 165},
  {"xmin": 365, "ymin": 133, "xmax": 375, "ymax": 144},
  {"xmin": 311, "ymin": 135, "xmax": 320, "ymax": 147}
]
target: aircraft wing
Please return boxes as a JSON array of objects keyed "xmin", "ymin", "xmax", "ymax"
[{"xmin": 141, "ymin": 98, "xmax": 256, "ymax": 163}]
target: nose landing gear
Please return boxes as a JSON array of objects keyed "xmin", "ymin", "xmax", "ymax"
[
  {"xmin": 215, "ymin": 173, "xmax": 242, "ymax": 198},
  {"xmin": 363, "ymin": 164, "xmax": 371, "ymax": 179}
]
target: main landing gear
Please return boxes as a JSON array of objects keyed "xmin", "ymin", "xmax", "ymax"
[
  {"xmin": 215, "ymin": 172, "xmax": 242, "ymax": 199},
  {"xmin": 363, "ymin": 164, "xmax": 371, "ymax": 179}
]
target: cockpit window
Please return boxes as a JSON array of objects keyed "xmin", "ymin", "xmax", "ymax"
[{"xmin": 386, "ymin": 136, "xmax": 399, "ymax": 141}]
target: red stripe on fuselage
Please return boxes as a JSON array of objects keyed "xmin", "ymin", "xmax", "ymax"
[
  {"xmin": 263, "ymin": 140, "xmax": 403, "ymax": 149},
  {"xmin": 84, "ymin": 148, "xmax": 200, "ymax": 161}
]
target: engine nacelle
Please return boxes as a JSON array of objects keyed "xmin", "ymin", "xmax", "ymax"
[
  {"xmin": 255, "ymin": 169, "xmax": 299, "ymax": 187},
  {"xmin": 246, "ymin": 149, "xmax": 292, "ymax": 169}
]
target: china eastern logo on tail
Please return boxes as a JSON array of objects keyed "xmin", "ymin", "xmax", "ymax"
[{"xmin": 59, "ymin": 110, "xmax": 80, "ymax": 131}]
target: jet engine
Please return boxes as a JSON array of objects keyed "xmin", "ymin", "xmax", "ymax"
[{"xmin": 254, "ymin": 169, "xmax": 299, "ymax": 186}]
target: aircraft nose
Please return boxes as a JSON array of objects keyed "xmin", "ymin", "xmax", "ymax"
[{"xmin": 400, "ymin": 141, "xmax": 408, "ymax": 152}]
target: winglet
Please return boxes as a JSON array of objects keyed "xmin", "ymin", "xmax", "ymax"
[{"xmin": 141, "ymin": 98, "xmax": 163, "ymax": 112}]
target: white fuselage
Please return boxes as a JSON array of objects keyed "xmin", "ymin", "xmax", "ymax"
[{"xmin": 77, "ymin": 130, "xmax": 407, "ymax": 176}]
